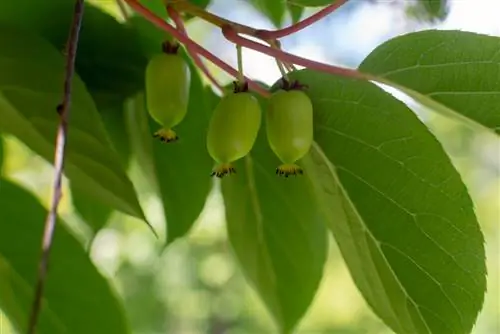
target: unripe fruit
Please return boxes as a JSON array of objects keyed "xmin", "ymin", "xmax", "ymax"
[
  {"xmin": 266, "ymin": 89, "xmax": 313, "ymax": 177},
  {"xmin": 207, "ymin": 91, "xmax": 262, "ymax": 177},
  {"xmin": 145, "ymin": 51, "xmax": 191, "ymax": 142}
]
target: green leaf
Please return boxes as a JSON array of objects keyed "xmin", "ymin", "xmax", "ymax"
[
  {"xmin": 0, "ymin": 25, "xmax": 145, "ymax": 220},
  {"xmin": 0, "ymin": 134, "xmax": 3, "ymax": 173},
  {"xmin": 287, "ymin": 2, "xmax": 304, "ymax": 24},
  {"xmin": 250, "ymin": 0, "xmax": 286, "ymax": 28},
  {"xmin": 72, "ymin": 103, "xmax": 132, "ymax": 234},
  {"xmin": 359, "ymin": 30, "xmax": 500, "ymax": 135},
  {"xmin": 222, "ymin": 112, "xmax": 328, "ymax": 333},
  {"xmin": 288, "ymin": 0, "xmax": 336, "ymax": 7},
  {"xmin": 419, "ymin": 0, "xmax": 449, "ymax": 20},
  {"xmin": 285, "ymin": 69, "xmax": 487, "ymax": 334},
  {"xmin": 126, "ymin": 67, "xmax": 213, "ymax": 245},
  {"xmin": 0, "ymin": 0, "xmax": 147, "ymax": 107},
  {"xmin": 0, "ymin": 179, "xmax": 130, "ymax": 334}
]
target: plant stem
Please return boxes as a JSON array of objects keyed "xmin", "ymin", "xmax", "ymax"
[
  {"xmin": 256, "ymin": 0, "xmax": 349, "ymax": 39},
  {"xmin": 174, "ymin": 0, "xmax": 348, "ymax": 40},
  {"xmin": 124, "ymin": 0, "xmax": 270, "ymax": 97},
  {"xmin": 172, "ymin": 0, "xmax": 259, "ymax": 36},
  {"xmin": 167, "ymin": 5, "xmax": 224, "ymax": 94},
  {"xmin": 236, "ymin": 45, "xmax": 244, "ymax": 83},
  {"xmin": 222, "ymin": 25, "xmax": 370, "ymax": 81},
  {"xmin": 27, "ymin": 1, "xmax": 84, "ymax": 333}
]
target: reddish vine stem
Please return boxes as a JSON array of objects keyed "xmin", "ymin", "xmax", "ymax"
[
  {"xmin": 222, "ymin": 25, "xmax": 370, "ymax": 81},
  {"xmin": 255, "ymin": 0, "xmax": 349, "ymax": 39},
  {"xmin": 27, "ymin": 0, "xmax": 85, "ymax": 333},
  {"xmin": 124, "ymin": 0, "xmax": 270, "ymax": 97},
  {"xmin": 167, "ymin": 5, "xmax": 224, "ymax": 93}
]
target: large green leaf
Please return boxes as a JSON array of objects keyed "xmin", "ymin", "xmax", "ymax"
[
  {"xmin": 126, "ymin": 70, "xmax": 213, "ymax": 245},
  {"xmin": 72, "ymin": 103, "xmax": 133, "ymax": 234},
  {"xmin": 285, "ymin": 69, "xmax": 486, "ymax": 334},
  {"xmin": 0, "ymin": 134, "xmax": 3, "ymax": 172},
  {"xmin": 0, "ymin": 25, "xmax": 145, "ymax": 220},
  {"xmin": 0, "ymin": 179, "xmax": 130, "ymax": 334},
  {"xmin": 249, "ymin": 0, "xmax": 286, "ymax": 27},
  {"xmin": 221, "ymin": 110, "xmax": 328, "ymax": 333},
  {"xmin": 0, "ymin": 0, "xmax": 147, "ymax": 107},
  {"xmin": 359, "ymin": 30, "xmax": 500, "ymax": 135}
]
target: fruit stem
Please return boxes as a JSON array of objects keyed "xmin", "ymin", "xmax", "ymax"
[
  {"xmin": 124, "ymin": 0, "xmax": 270, "ymax": 97},
  {"xmin": 236, "ymin": 45, "xmax": 245, "ymax": 83},
  {"xmin": 167, "ymin": 5, "xmax": 224, "ymax": 94}
]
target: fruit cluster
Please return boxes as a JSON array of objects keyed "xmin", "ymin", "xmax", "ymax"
[{"xmin": 145, "ymin": 44, "xmax": 314, "ymax": 178}]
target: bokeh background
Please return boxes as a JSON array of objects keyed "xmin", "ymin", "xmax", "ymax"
[{"xmin": 1, "ymin": 0, "xmax": 498, "ymax": 333}]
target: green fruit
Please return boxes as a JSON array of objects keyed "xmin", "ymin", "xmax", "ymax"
[
  {"xmin": 207, "ymin": 92, "xmax": 262, "ymax": 177},
  {"xmin": 266, "ymin": 89, "xmax": 313, "ymax": 176},
  {"xmin": 145, "ymin": 52, "xmax": 191, "ymax": 142}
]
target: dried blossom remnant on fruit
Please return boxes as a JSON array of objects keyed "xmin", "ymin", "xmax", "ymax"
[
  {"xmin": 276, "ymin": 164, "xmax": 304, "ymax": 178},
  {"xmin": 153, "ymin": 128, "xmax": 179, "ymax": 143},
  {"xmin": 210, "ymin": 163, "xmax": 236, "ymax": 178}
]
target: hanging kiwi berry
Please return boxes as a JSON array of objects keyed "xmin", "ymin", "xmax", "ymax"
[
  {"xmin": 266, "ymin": 79, "xmax": 313, "ymax": 177},
  {"xmin": 207, "ymin": 82, "xmax": 262, "ymax": 178},
  {"xmin": 145, "ymin": 41, "xmax": 191, "ymax": 143}
]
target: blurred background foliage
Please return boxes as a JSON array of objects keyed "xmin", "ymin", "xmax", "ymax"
[{"xmin": 0, "ymin": 0, "xmax": 498, "ymax": 333}]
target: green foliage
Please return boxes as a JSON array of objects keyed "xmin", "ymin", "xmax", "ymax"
[
  {"xmin": 0, "ymin": 134, "xmax": 3, "ymax": 172},
  {"xmin": 126, "ymin": 83, "xmax": 213, "ymax": 245},
  {"xmin": 0, "ymin": 0, "xmax": 147, "ymax": 108},
  {"xmin": 419, "ymin": 0, "xmax": 449, "ymax": 20},
  {"xmin": 249, "ymin": 0, "xmax": 286, "ymax": 27},
  {"xmin": 0, "ymin": 179, "xmax": 130, "ymax": 334},
  {"xmin": 222, "ymin": 116, "xmax": 328, "ymax": 333},
  {"xmin": 359, "ymin": 30, "xmax": 500, "ymax": 135},
  {"xmin": 284, "ymin": 69, "xmax": 486, "ymax": 334},
  {"xmin": 0, "ymin": 25, "xmax": 145, "ymax": 221},
  {"xmin": 0, "ymin": 1, "xmax": 495, "ymax": 334},
  {"xmin": 287, "ymin": 2, "xmax": 304, "ymax": 24}
]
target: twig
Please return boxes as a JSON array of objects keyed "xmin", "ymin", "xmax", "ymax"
[
  {"xmin": 167, "ymin": 6, "xmax": 224, "ymax": 94},
  {"xmin": 222, "ymin": 25, "xmax": 370, "ymax": 81},
  {"xmin": 256, "ymin": 0, "xmax": 348, "ymax": 39},
  {"xmin": 27, "ymin": 0, "xmax": 85, "ymax": 333},
  {"xmin": 173, "ymin": 0, "xmax": 348, "ymax": 40},
  {"xmin": 124, "ymin": 0, "xmax": 270, "ymax": 97}
]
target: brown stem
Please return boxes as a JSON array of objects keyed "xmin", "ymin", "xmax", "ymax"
[
  {"xmin": 167, "ymin": 5, "xmax": 224, "ymax": 93},
  {"xmin": 124, "ymin": 0, "xmax": 270, "ymax": 97},
  {"xmin": 27, "ymin": 0, "xmax": 84, "ymax": 333},
  {"xmin": 256, "ymin": 0, "xmax": 349, "ymax": 39},
  {"xmin": 222, "ymin": 25, "xmax": 370, "ymax": 81}
]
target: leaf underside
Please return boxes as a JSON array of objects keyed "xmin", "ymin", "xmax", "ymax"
[{"xmin": 285, "ymin": 69, "xmax": 486, "ymax": 334}]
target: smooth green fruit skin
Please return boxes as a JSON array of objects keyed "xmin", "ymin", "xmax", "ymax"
[
  {"xmin": 145, "ymin": 53, "xmax": 191, "ymax": 128},
  {"xmin": 207, "ymin": 93, "xmax": 262, "ymax": 164},
  {"xmin": 266, "ymin": 90, "xmax": 313, "ymax": 164}
]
